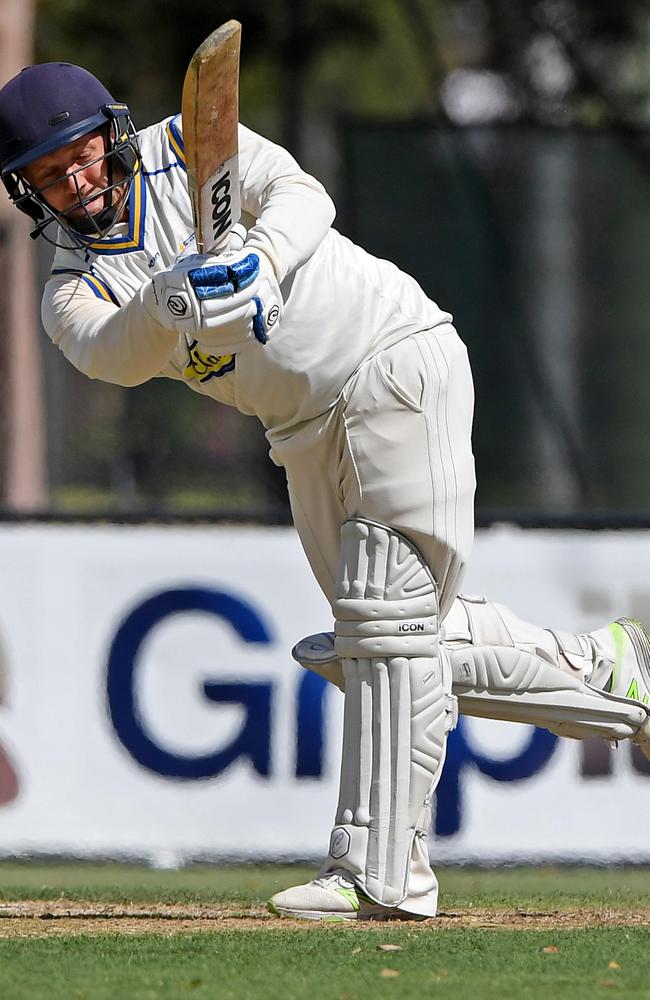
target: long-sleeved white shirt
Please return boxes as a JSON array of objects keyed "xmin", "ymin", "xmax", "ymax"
[{"xmin": 43, "ymin": 117, "xmax": 452, "ymax": 437}]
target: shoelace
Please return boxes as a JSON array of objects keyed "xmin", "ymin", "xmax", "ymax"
[{"xmin": 313, "ymin": 869, "xmax": 355, "ymax": 890}]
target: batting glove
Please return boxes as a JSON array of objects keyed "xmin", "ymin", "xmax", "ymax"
[{"xmin": 150, "ymin": 246, "xmax": 282, "ymax": 352}]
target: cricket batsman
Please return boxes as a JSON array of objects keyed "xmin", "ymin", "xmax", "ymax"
[{"xmin": 0, "ymin": 61, "xmax": 648, "ymax": 921}]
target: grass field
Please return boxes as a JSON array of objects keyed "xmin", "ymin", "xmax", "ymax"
[{"xmin": 1, "ymin": 862, "xmax": 649, "ymax": 999}]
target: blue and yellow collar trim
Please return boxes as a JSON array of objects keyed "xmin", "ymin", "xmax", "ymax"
[{"xmin": 77, "ymin": 161, "xmax": 147, "ymax": 255}]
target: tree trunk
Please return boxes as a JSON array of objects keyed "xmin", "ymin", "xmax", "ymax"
[{"xmin": 0, "ymin": 0, "xmax": 46, "ymax": 510}]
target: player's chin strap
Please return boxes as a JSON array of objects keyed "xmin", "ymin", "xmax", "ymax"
[
  {"xmin": 293, "ymin": 596, "xmax": 650, "ymax": 753},
  {"xmin": 320, "ymin": 518, "xmax": 457, "ymax": 908}
]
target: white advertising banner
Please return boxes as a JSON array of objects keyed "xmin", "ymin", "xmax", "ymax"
[{"xmin": 0, "ymin": 522, "xmax": 648, "ymax": 864}]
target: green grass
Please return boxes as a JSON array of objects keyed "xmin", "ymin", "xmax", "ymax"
[
  {"xmin": 1, "ymin": 927, "xmax": 649, "ymax": 1000},
  {"xmin": 0, "ymin": 864, "xmax": 649, "ymax": 999},
  {"xmin": 1, "ymin": 861, "xmax": 649, "ymax": 909},
  {"xmin": 0, "ymin": 861, "xmax": 315, "ymax": 905}
]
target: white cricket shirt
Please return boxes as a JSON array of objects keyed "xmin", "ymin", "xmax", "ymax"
[{"xmin": 42, "ymin": 117, "xmax": 452, "ymax": 437}]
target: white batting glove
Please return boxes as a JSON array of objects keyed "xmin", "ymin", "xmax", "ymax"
[
  {"xmin": 150, "ymin": 246, "xmax": 282, "ymax": 352},
  {"xmin": 224, "ymin": 223, "xmax": 247, "ymax": 252}
]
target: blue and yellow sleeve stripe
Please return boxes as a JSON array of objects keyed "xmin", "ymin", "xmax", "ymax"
[
  {"xmin": 80, "ymin": 273, "xmax": 120, "ymax": 305},
  {"xmin": 51, "ymin": 268, "xmax": 120, "ymax": 306},
  {"xmin": 167, "ymin": 115, "xmax": 186, "ymax": 172}
]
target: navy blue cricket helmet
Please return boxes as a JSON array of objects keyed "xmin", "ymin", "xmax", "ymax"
[{"xmin": 0, "ymin": 63, "xmax": 140, "ymax": 244}]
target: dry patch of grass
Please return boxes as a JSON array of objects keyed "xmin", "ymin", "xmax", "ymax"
[{"xmin": 1, "ymin": 899, "xmax": 649, "ymax": 937}]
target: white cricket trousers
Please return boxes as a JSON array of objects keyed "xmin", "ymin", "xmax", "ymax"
[{"xmin": 271, "ymin": 324, "xmax": 476, "ymax": 618}]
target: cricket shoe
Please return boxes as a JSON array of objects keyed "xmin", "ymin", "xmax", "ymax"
[
  {"xmin": 589, "ymin": 618, "xmax": 650, "ymax": 757},
  {"xmin": 267, "ymin": 869, "xmax": 428, "ymax": 922}
]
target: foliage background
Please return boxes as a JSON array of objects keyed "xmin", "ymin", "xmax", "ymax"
[{"xmin": 27, "ymin": 0, "xmax": 650, "ymax": 515}]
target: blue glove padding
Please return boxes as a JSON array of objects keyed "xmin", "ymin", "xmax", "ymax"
[
  {"xmin": 150, "ymin": 247, "xmax": 282, "ymax": 351},
  {"xmin": 189, "ymin": 254, "xmax": 260, "ymax": 299}
]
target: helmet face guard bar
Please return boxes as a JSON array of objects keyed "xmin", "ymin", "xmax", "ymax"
[{"xmin": 2, "ymin": 105, "xmax": 140, "ymax": 248}]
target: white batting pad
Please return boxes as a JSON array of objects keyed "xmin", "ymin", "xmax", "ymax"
[
  {"xmin": 447, "ymin": 595, "xmax": 650, "ymax": 742},
  {"xmin": 325, "ymin": 519, "xmax": 456, "ymax": 907}
]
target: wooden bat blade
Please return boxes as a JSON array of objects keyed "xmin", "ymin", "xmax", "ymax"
[{"xmin": 181, "ymin": 19, "xmax": 241, "ymax": 252}]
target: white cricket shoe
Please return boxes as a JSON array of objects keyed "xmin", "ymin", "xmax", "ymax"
[
  {"xmin": 267, "ymin": 869, "xmax": 428, "ymax": 922},
  {"xmin": 590, "ymin": 618, "xmax": 650, "ymax": 757}
]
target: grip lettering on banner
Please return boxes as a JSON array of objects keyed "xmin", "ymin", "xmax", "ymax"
[
  {"xmin": 106, "ymin": 587, "xmax": 559, "ymax": 834},
  {"xmin": 107, "ymin": 587, "xmax": 273, "ymax": 779},
  {"xmin": 295, "ymin": 672, "xmax": 329, "ymax": 778},
  {"xmin": 435, "ymin": 717, "xmax": 558, "ymax": 836}
]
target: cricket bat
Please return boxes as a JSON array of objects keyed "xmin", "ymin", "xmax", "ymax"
[{"xmin": 181, "ymin": 19, "xmax": 241, "ymax": 253}]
